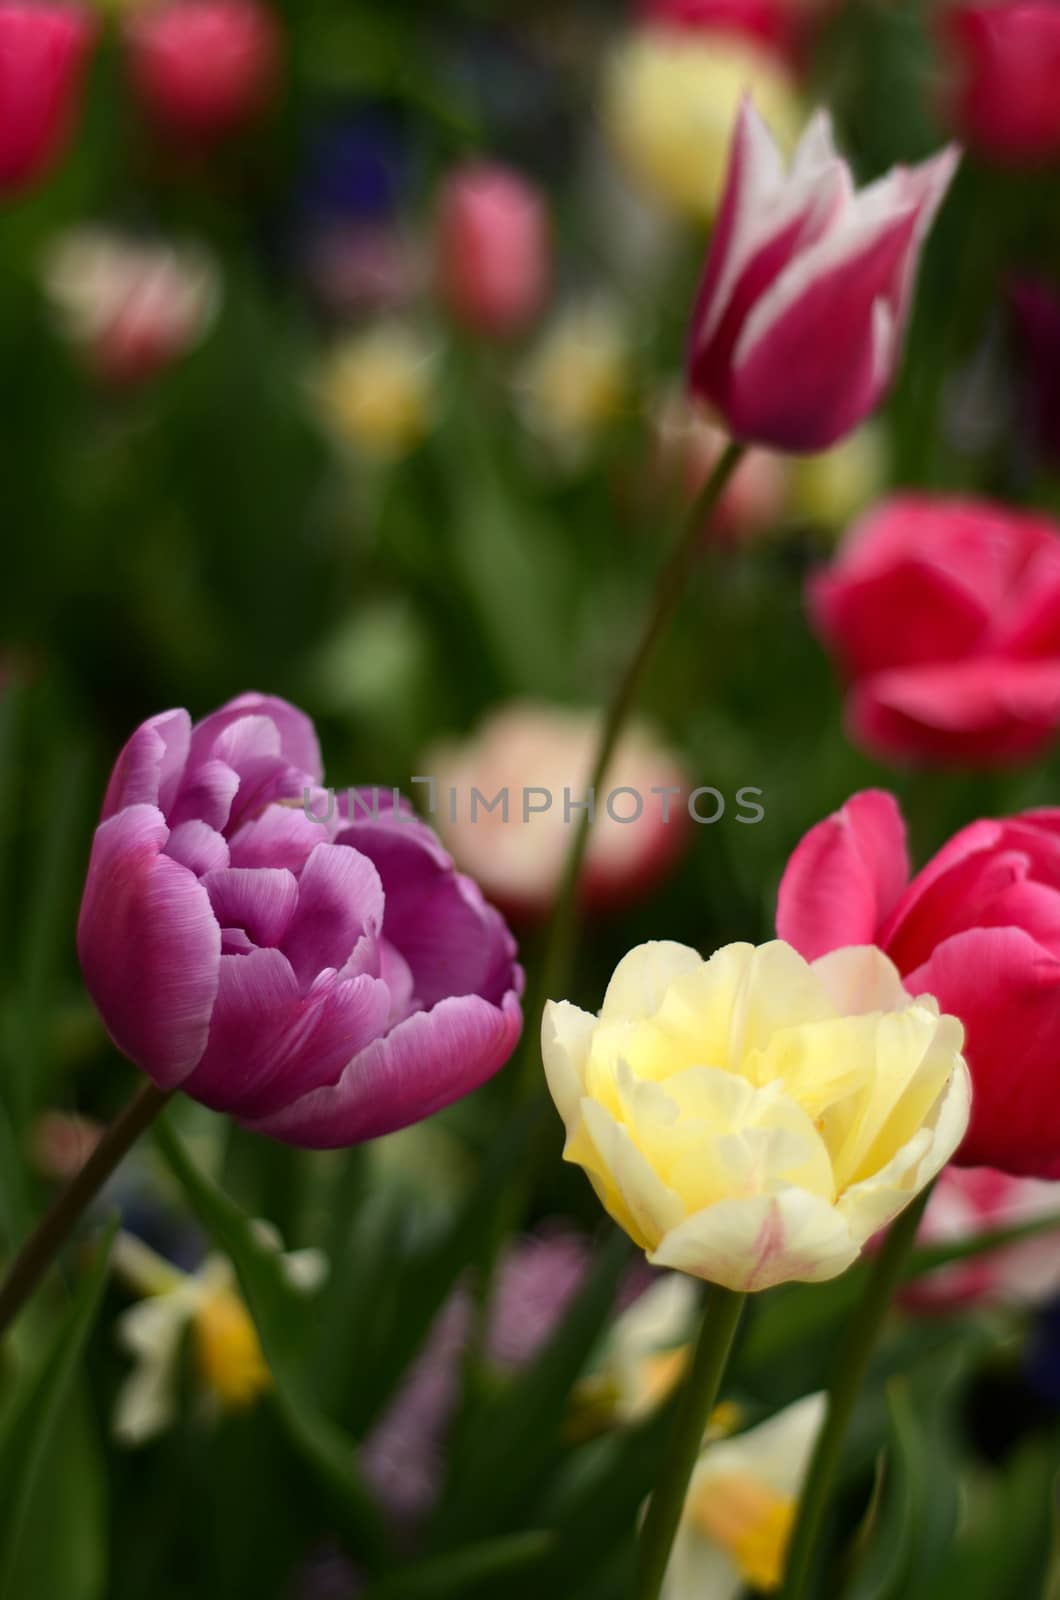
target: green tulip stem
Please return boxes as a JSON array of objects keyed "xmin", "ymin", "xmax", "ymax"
[
  {"xmin": 525, "ymin": 438, "xmax": 746, "ymax": 1075},
  {"xmin": 635, "ymin": 1284, "xmax": 748, "ymax": 1600},
  {"xmin": 778, "ymin": 1185, "xmax": 935, "ymax": 1600},
  {"xmin": 0, "ymin": 1079, "xmax": 170, "ymax": 1339}
]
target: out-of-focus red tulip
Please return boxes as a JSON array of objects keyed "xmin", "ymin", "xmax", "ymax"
[
  {"xmin": 688, "ymin": 100, "xmax": 958, "ymax": 451},
  {"xmin": 0, "ymin": 2, "xmax": 95, "ymax": 195},
  {"xmin": 126, "ymin": 0, "xmax": 281, "ymax": 147},
  {"xmin": 639, "ymin": 0, "xmax": 796, "ymax": 63},
  {"xmin": 943, "ymin": 1, "xmax": 1060, "ymax": 166},
  {"xmin": 809, "ymin": 494, "xmax": 1060, "ymax": 766},
  {"xmin": 435, "ymin": 162, "xmax": 551, "ymax": 339}
]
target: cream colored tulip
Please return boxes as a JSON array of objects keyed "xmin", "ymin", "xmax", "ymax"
[{"xmin": 543, "ymin": 940, "xmax": 970, "ymax": 1292}]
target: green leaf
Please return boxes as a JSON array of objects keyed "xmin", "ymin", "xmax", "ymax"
[
  {"xmin": 152, "ymin": 1115, "xmax": 388, "ymax": 1565},
  {"xmin": 845, "ymin": 1346, "xmax": 971, "ymax": 1600},
  {"xmin": 4, "ymin": 1390, "xmax": 107, "ymax": 1600},
  {"xmin": 430, "ymin": 1228, "xmax": 632, "ymax": 1546},
  {"xmin": 0, "ymin": 1218, "xmax": 115, "ymax": 1593},
  {"xmin": 367, "ymin": 1531, "xmax": 553, "ymax": 1599},
  {"xmin": 351, "ymin": 1096, "xmax": 546, "ymax": 1434}
]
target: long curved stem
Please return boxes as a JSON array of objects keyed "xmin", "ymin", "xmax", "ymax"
[
  {"xmin": 635, "ymin": 1285, "xmax": 747, "ymax": 1600},
  {"xmin": 522, "ymin": 440, "xmax": 746, "ymax": 1082},
  {"xmin": 0, "ymin": 1079, "xmax": 169, "ymax": 1338},
  {"xmin": 778, "ymin": 1186, "xmax": 934, "ymax": 1600}
]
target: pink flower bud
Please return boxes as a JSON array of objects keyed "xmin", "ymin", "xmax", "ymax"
[
  {"xmin": 126, "ymin": 0, "xmax": 281, "ymax": 147},
  {"xmin": 687, "ymin": 99, "xmax": 958, "ymax": 451},
  {"xmin": 942, "ymin": 1, "xmax": 1060, "ymax": 166},
  {"xmin": 905, "ymin": 1165, "xmax": 1060, "ymax": 1310},
  {"xmin": 435, "ymin": 162, "xmax": 551, "ymax": 338},
  {"xmin": 0, "ymin": 2, "xmax": 95, "ymax": 195}
]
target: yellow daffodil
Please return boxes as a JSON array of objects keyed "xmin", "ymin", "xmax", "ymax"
[
  {"xmin": 662, "ymin": 1394, "xmax": 825, "ymax": 1598},
  {"xmin": 314, "ymin": 323, "xmax": 439, "ymax": 463},
  {"xmin": 543, "ymin": 940, "xmax": 970, "ymax": 1291},
  {"xmin": 112, "ymin": 1231, "xmax": 325, "ymax": 1445}
]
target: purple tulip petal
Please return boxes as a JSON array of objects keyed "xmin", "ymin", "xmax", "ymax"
[
  {"xmin": 77, "ymin": 804, "xmax": 220, "ymax": 1087},
  {"xmin": 282, "ymin": 842, "xmax": 385, "ymax": 988},
  {"xmin": 228, "ymin": 802, "xmax": 333, "ymax": 872},
  {"xmin": 165, "ymin": 819, "xmax": 230, "ymax": 876},
  {"xmin": 168, "ymin": 757, "xmax": 241, "ymax": 832},
  {"xmin": 189, "ymin": 692, "xmax": 322, "ymax": 781},
  {"xmin": 183, "ymin": 947, "xmax": 391, "ymax": 1117},
  {"xmin": 202, "ymin": 866, "xmax": 299, "ymax": 950},
  {"xmin": 242, "ymin": 989, "xmax": 523, "ymax": 1147},
  {"xmin": 336, "ymin": 815, "xmax": 517, "ymax": 1007},
  {"xmin": 101, "ymin": 709, "xmax": 191, "ymax": 821}
]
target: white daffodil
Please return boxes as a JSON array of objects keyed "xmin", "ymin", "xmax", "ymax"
[
  {"xmin": 112, "ymin": 1230, "xmax": 325, "ymax": 1446},
  {"xmin": 662, "ymin": 1393, "xmax": 826, "ymax": 1599}
]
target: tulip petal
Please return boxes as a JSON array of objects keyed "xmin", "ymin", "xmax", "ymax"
[
  {"xmin": 651, "ymin": 1188, "xmax": 857, "ymax": 1290},
  {"xmin": 242, "ymin": 989, "xmax": 523, "ymax": 1147},
  {"xmin": 77, "ymin": 803, "xmax": 220, "ymax": 1087},
  {"xmin": 849, "ymin": 658, "xmax": 1060, "ymax": 765},
  {"xmin": 776, "ymin": 790, "xmax": 910, "ymax": 959},
  {"xmin": 906, "ymin": 926, "xmax": 1060, "ymax": 1175},
  {"xmin": 201, "ymin": 866, "xmax": 299, "ymax": 949},
  {"xmin": 541, "ymin": 998, "xmax": 598, "ymax": 1128},
  {"xmin": 281, "ymin": 842, "xmax": 384, "ymax": 987},
  {"xmin": 600, "ymin": 940, "xmax": 704, "ymax": 1022},
  {"xmin": 337, "ymin": 813, "xmax": 517, "ymax": 1008},
  {"xmin": 101, "ymin": 708, "xmax": 191, "ymax": 820},
  {"xmin": 189, "ymin": 692, "xmax": 322, "ymax": 780},
  {"xmin": 228, "ymin": 801, "xmax": 332, "ymax": 872},
  {"xmin": 163, "ymin": 818, "xmax": 229, "ymax": 876},
  {"xmin": 183, "ymin": 947, "xmax": 392, "ymax": 1118}
]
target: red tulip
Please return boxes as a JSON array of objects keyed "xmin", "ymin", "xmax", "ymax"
[
  {"xmin": 0, "ymin": 2, "xmax": 95, "ymax": 195},
  {"xmin": 688, "ymin": 100, "xmax": 957, "ymax": 451},
  {"xmin": 127, "ymin": 0, "xmax": 281, "ymax": 146},
  {"xmin": 435, "ymin": 162, "xmax": 551, "ymax": 339},
  {"xmin": 778, "ymin": 788, "xmax": 1060, "ymax": 1176},
  {"xmin": 810, "ymin": 494, "xmax": 1060, "ymax": 766},
  {"xmin": 639, "ymin": 0, "xmax": 796, "ymax": 63},
  {"xmin": 943, "ymin": 1, "xmax": 1060, "ymax": 165}
]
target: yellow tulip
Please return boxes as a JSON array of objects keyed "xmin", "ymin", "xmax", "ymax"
[
  {"xmin": 542, "ymin": 940, "xmax": 970, "ymax": 1292},
  {"xmin": 602, "ymin": 31, "xmax": 803, "ymax": 221}
]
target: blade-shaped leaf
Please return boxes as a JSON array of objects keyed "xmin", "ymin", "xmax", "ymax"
[
  {"xmin": 0, "ymin": 1218, "xmax": 115, "ymax": 1592},
  {"xmin": 152, "ymin": 1115, "xmax": 388, "ymax": 1564}
]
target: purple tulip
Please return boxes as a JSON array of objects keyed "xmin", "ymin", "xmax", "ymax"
[{"xmin": 78, "ymin": 693, "xmax": 523, "ymax": 1146}]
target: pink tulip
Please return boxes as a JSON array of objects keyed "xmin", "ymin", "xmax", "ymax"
[
  {"xmin": 777, "ymin": 788, "xmax": 1060, "ymax": 1176},
  {"xmin": 435, "ymin": 162, "xmax": 551, "ymax": 339},
  {"xmin": 687, "ymin": 99, "xmax": 958, "ymax": 451},
  {"xmin": 904, "ymin": 1165, "xmax": 1060, "ymax": 1310},
  {"xmin": 126, "ymin": 0, "xmax": 281, "ymax": 146},
  {"xmin": 424, "ymin": 702, "xmax": 690, "ymax": 922},
  {"xmin": 810, "ymin": 494, "xmax": 1060, "ymax": 766},
  {"xmin": 0, "ymin": 2, "xmax": 95, "ymax": 195},
  {"xmin": 78, "ymin": 694, "xmax": 522, "ymax": 1147},
  {"xmin": 943, "ymin": 1, "xmax": 1060, "ymax": 166}
]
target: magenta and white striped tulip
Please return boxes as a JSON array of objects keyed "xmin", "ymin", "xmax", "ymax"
[
  {"xmin": 78, "ymin": 694, "xmax": 522, "ymax": 1147},
  {"xmin": 687, "ymin": 99, "xmax": 959, "ymax": 452}
]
